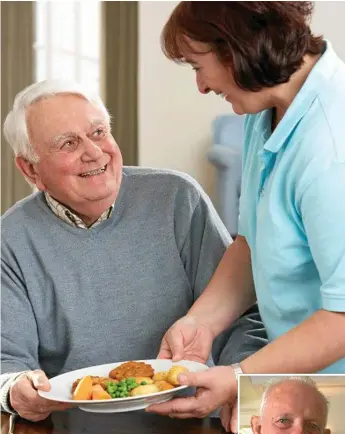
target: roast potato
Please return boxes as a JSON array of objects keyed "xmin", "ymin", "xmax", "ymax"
[
  {"xmin": 166, "ymin": 366, "xmax": 189, "ymax": 386},
  {"xmin": 130, "ymin": 384, "xmax": 160, "ymax": 396},
  {"xmin": 152, "ymin": 371, "xmax": 168, "ymax": 382},
  {"xmin": 155, "ymin": 380, "xmax": 175, "ymax": 391}
]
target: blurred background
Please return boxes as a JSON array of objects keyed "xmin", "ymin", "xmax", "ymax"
[
  {"xmin": 2, "ymin": 1, "xmax": 345, "ymax": 234},
  {"xmin": 239, "ymin": 375, "xmax": 345, "ymax": 434}
]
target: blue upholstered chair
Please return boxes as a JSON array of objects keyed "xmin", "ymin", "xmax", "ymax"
[{"xmin": 207, "ymin": 115, "xmax": 245, "ymax": 238}]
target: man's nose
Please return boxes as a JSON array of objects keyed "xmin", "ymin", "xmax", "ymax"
[
  {"xmin": 81, "ymin": 138, "xmax": 103, "ymax": 161},
  {"xmin": 196, "ymin": 75, "xmax": 211, "ymax": 95}
]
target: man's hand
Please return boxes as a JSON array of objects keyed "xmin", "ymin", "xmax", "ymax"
[
  {"xmin": 146, "ymin": 365, "xmax": 238, "ymax": 430},
  {"xmin": 10, "ymin": 370, "xmax": 72, "ymax": 422},
  {"xmin": 157, "ymin": 315, "xmax": 215, "ymax": 363}
]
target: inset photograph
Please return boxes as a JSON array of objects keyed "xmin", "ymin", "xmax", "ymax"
[{"xmin": 238, "ymin": 375, "xmax": 345, "ymax": 434}]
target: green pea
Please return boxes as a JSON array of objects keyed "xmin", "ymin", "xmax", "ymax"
[{"xmin": 140, "ymin": 381, "xmax": 147, "ymax": 385}]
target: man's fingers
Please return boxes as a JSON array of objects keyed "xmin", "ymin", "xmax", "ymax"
[
  {"xmin": 27, "ymin": 369, "xmax": 51, "ymax": 392},
  {"xmin": 18, "ymin": 410, "xmax": 52, "ymax": 423},
  {"xmin": 41, "ymin": 402, "xmax": 73, "ymax": 412},
  {"xmin": 26, "ymin": 370, "xmax": 51, "ymax": 391}
]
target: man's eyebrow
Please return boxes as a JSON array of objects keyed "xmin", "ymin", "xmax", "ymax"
[
  {"xmin": 273, "ymin": 413, "xmax": 293, "ymax": 419},
  {"xmin": 51, "ymin": 132, "xmax": 75, "ymax": 147},
  {"xmin": 89, "ymin": 119, "xmax": 108, "ymax": 128}
]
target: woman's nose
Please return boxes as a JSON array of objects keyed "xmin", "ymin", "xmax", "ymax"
[{"xmin": 196, "ymin": 75, "xmax": 211, "ymax": 95}]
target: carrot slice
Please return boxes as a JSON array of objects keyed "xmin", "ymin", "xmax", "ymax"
[
  {"xmin": 91, "ymin": 384, "xmax": 112, "ymax": 400},
  {"xmin": 72, "ymin": 376, "xmax": 93, "ymax": 400}
]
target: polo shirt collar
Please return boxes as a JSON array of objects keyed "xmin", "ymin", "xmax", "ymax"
[{"xmin": 262, "ymin": 40, "xmax": 339, "ymax": 154}]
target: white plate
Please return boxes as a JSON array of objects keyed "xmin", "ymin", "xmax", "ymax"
[{"xmin": 38, "ymin": 359, "xmax": 208, "ymax": 413}]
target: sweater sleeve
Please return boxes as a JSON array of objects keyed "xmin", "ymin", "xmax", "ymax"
[
  {"xmin": 177, "ymin": 183, "xmax": 267, "ymax": 364},
  {"xmin": 0, "ymin": 372, "xmax": 29, "ymax": 413},
  {"xmin": 1, "ymin": 242, "xmax": 40, "ymax": 412}
]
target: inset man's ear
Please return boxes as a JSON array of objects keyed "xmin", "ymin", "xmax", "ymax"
[{"xmin": 250, "ymin": 415, "xmax": 261, "ymax": 434}]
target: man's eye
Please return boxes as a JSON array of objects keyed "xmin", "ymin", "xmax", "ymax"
[
  {"xmin": 61, "ymin": 140, "xmax": 75, "ymax": 149},
  {"xmin": 276, "ymin": 418, "xmax": 291, "ymax": 426},
  {"xmin": 92, "ymin": 128, "xmax": 105, "ymax": 138},
  {"xmin": 306, "ymin": 422, "xmax": 321, "ymax": 433}
]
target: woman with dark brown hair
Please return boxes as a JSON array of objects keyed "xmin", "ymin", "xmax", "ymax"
[{"xmin": 146, "ymin": 2, "xmax": 345, "ymax": 431}]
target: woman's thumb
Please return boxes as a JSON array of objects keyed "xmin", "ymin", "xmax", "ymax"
[
  {"xmin": 27, "ymin": 370, "xmax": 51, "ymax": 392},
  {"xmin": 177, "ymin": 370, "xmax": 208, "ymax": 388}
]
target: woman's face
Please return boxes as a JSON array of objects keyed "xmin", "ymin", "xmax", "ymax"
[{"xmin": 181, "ymin": 38, "xmax": 273, "ymax": 115}]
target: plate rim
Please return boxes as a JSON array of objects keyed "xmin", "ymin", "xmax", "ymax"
[{"xmin": 38, "ymin": 359, "xmax": 208, "ymax": 405}]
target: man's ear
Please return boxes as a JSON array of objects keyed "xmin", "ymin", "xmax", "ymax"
[
  {"xmin": 324, "ymin": 429, "xmax": 331, "ymax": 434},
  {"xmin": 15, "ymin": 156, "xmax": 45, "ymax": 190},
  {"xmin": 250, "ymin": 415, "xmax": 261, "ymax": 434}
]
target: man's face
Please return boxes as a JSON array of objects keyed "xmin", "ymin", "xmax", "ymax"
[
  {"xmin": 20, "ymin": 94, "xmax": 123, "ymax": 218},
  {"xmin": 251, "ymin": 381, "xmax": 329, "ymax": 434},
  {"xmin": 180, "ymin": 38, "xmax": 273, "ymax": 115}
]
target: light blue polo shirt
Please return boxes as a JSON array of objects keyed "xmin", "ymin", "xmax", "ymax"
[{"xmin": 238, "ymin": 41, "xmax": 345, "ymax": 373}]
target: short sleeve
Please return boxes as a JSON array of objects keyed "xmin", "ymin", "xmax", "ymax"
[{"xmin": 300, "ymin": 163, "xmax": 345, "ymax": 311}]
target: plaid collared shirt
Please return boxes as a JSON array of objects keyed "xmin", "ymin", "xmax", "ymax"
[{"xmin": 44, "ymin": 192, "xmax": 114, "ymax": 229}]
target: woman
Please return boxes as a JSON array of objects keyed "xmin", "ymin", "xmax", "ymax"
[{"xmin": 146, "ymin": 2, "xmax": 345, "ymax": 432}]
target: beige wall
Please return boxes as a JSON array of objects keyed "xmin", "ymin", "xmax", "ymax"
[
  {"xmin": 138, "ymin": 1, "xmax": 232, "ymax": 199},
  {"xmin": 312, "ymin": 1, "xmax": 345, "ymax": 61},
  {"xmin": 138, "ymin": 1, "xmax": 345, "ymax": 199}
]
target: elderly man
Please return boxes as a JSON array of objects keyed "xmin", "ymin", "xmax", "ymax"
[
  {"xmin": 250, "ymin": 377, "xmax": 331, "ymax": 434},
  {"xmin": 1, "ymin": 80, "xmax": 266, "ymax": 422}
]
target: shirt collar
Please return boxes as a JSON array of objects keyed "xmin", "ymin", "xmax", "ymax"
[
  {"xmin": 262, "ymin": 40, "xmax": 340, "ymax": 154},
  {"xmin": 44, "ymin": 192, "xmax": 114, "ymax": 229}
]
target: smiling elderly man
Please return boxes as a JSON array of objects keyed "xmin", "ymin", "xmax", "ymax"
[
  {"xmin": 1, "ymin": 80, "xmax": 266, "ymax": 422},
  {"xmin": 250, "ymin": 377, "xmax": 331, "ymax": 434}
]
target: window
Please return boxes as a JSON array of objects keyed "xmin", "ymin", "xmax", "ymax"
[{"xmin": 34, "ymin": 1, "xmax": 101, "ymax": 91}]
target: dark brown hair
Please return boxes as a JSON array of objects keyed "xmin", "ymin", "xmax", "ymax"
[{"xmin": 161, "ymin": 1, "xmax": 324, "ymax": 91}]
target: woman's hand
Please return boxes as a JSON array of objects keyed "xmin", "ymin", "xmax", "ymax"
[
  {"xmin": 220, "ymin": 400, "xmax": 239, "ymax": 433},
  {"xmin": 146, "ymin": 365, "xmax": 238, "ymax": 431},
  {"xmin": 10, "ymin": 370, "xmax": 72, "ymax": 422},
  {"xmin": 157, "ymin": 315, "xmax": 215, "ymax": 363}
]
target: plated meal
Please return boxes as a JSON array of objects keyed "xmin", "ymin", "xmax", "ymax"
[
  {"xmin": 38, "ymin": 359, "xmax": 208, "ymax": 413},
  {"xmin": 71, "ymin": 361, "xmax": 188, "ymax": 401}
]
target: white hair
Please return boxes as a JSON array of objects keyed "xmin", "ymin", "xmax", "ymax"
[
  {"xmin": 260, "ymin": 376, "xmax": 329, "ymax": 419},
  {"xmin": 3, "ymin": 79, "xmax": 111, "ymax": 163}
]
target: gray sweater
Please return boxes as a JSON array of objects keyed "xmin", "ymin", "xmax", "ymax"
[{"xmin": 1, "ymin": 167, "xmax": 266, "ymax": 412}]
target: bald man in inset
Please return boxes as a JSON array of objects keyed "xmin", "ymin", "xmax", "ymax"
[{"xmin": 250, "ymin": 377, "xmax": 331, "ymax": 434}]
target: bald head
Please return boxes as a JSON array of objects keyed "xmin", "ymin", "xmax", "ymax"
[{"xmin": 251, "ymin": 378, "xmax": 330, "ymax": 434}]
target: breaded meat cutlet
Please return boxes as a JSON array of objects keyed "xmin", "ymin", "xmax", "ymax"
[{"xmin": 109, "ymin": 361, "xmax": 154, "ymax": 381}]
